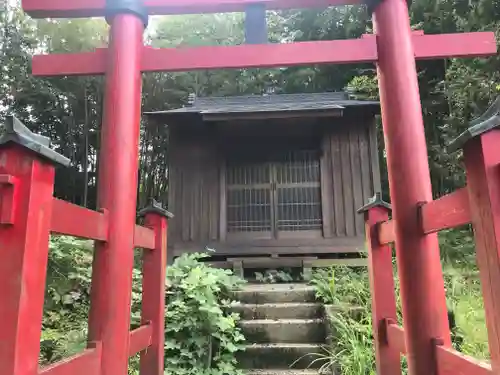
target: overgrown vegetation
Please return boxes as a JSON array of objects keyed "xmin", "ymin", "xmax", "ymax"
[
  {"xmin": 41, "ymin": 237, "xmax": 93, "ymax": 365},
  {"xmin": 309, "ymin": 266, "xmax": 374, "ymax": 374},
  {"xmin": 165, "ymin": 253, "xmax": 246, "ymax": 375},
  {"xmin": 41, "ymin": 240, "xmax": 246, "ymax": 374},
  {"xmin": 254, "ymin": 269, "xmax": 296, "ymax": 283},
  {"xmin": 310, "ymin": 228, "xmax": 488, "ymax": 375},
  {"xmin": 440, "ymin": 228, "xmax": 488, "ymax": 358}
]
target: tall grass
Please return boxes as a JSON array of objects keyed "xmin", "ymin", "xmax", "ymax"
[
  {"xmin": 310, "ymin": 266, "xmax": 371, "ymax": 307},
  {"xmin": 300, "ymin": 308, "xmax": 375, "ymax": 375},
  {"xmin": 310, "ymin": 228, "xmax": 489, "ymax": 374},
  {"xmin": 310, "ymin": 266, "xmax": 375, "ymax": 374},
  {"xmin": 441, "ymin": 228, "xmax": 489, "ymax": 358}
]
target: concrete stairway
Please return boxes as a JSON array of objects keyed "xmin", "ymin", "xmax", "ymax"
[{"xmin": 232, "ymin": 284, "xmax": 326, "ymax": 374}]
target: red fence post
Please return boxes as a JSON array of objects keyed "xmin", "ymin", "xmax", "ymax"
[
  {"xmin": 451, "ymin": 107, "xmax": 500, "ymax": 371},
  {"xmin": 87, "ymin": 2, "xmax": 147, "ymax": 374},
  {"xmin": 358, "ymin": 194, "xmax": 401, "ymax": 375},
  {"xmin": 138, "ymin": 200, "xmax": 173, "ymax": 375},
  {"xmin": 373, "ymin": 0, "xmax": 452, "ymax": 373},
  {"xmin": 0, "ymin": 116, "xmax": 70, "ymax": 375}
]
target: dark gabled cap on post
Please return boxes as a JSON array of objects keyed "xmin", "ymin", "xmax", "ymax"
[
  {"xmin": 357, "ymin": 192, "xmax": 392, "ymax": 214},
  {"xmin": 448, "ymin": 96, "xmax": 500, "ymax": 153},
  {"xmin": 0, "ymin": 116, "xmax": 71, "ymax": 167},
  {"xmin": 245, "ymin": 3, "xmax": 268, "ymax": 45},
  {"xmin": 138, "ymin": 198, "xmax": 174, "ymax": 218},
  {"xmin": 105, "ymin": 0, "xmax": 148, "ymax": 27}
]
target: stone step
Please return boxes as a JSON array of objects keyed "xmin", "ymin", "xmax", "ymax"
[
  {"xmin": 240, "ymin": 319, "xmax": 325, "ymax": 343},
  {"xmin": 246, "ymin": 370, "xmax": 320, "ymax": 375},
  {"xmin": 232, "ymin": 302, "xmax": 323, "ymax": 320},
  {"xmin": 234, "ymin": 284, "xmax": 316, "ymax": 304},
  {"xmin": 237, "ymin": 343, "xmax": 325, "ymax": 369}
]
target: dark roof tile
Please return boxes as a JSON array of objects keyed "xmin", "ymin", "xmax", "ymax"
[{"xmin": 144, "ymin": 92, "xmax": 379, "ymax": 117}]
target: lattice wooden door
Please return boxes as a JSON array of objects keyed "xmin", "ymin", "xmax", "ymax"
[{"xmin": 226, "ymin": 150, "xmax": 322, "ymax": 239}]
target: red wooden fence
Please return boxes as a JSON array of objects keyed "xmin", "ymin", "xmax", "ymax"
[
  {"xmin": 360, "ymin": 123, "xmax": 500, "ymax": 374},
  {"xmin": 0, "ymin": 118, "xmax": 171, "ymax": 375},
  {"xmin": 0, "ymin": 0, "xmax": 498, "ymax": 375}
]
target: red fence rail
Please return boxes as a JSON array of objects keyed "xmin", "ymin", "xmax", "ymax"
[
  {"xmin": 378, "ymin": 220, "xmax": 395, "ymax": 245},
  {"xmin": 38, "ymin": 343, "xmax": 102, "ymax": 375},
  {"xmin": 51, "ymin": 198, "xmax": 109, "ymax": 240},
  {"xmin": 379, "ymin": 320, "xmax": 494, "ymax": 375},
  {"xmin": 134, "ymin": 224, "xmax": 156, "ymax": 250},
  {"xmin": 50, "ymin": 197, "xmax": 157, "ymax": 249},
  {"xmin": 385, "ymin": 321, "xmax": 406, "ymax": 355},
  {"xmin": 0, "ymin": 174, "xmax": 16, "ymax": 224},
  {"xmin": 128, "ymin": 324, "xmax": 153, "ymax": 357},
  {"xmin": 361, "ymin": 128, "xmax": 500, "ymax": 374},
  {"xmin": 0, "ymin": 122, "xmax": 171, "ymax": 375},
  {"xmin": 420, "ymin": 187, "xmax": 471, "ymax": 234},
  {"xmin": 376, "ymin": 187, "xmax": 472, "ymax": 246},
  {"xmin": 435, "ymin": 344, "xmax": 493, "ymax": 375}
]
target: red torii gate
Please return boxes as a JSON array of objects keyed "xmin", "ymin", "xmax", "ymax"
[{"xmin": 0, "ymin": 0, "xmax": 498, "ymax": 375}]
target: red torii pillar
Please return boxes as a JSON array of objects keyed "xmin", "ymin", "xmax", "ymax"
[
  {"xmin": 85, "ymin": 4, "xmax": 146, "ymax": 375},
  {"xmin": 374, "ymin": 1, "xmax": 453, "ymax": 374},
  {"xmin": 19, "ymin": 1, "xmax": 497, "ymax": 375}
]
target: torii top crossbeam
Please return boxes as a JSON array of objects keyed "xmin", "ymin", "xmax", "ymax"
[
  {"xmin": 25, "ymin": 0, "xmax": 363, "ymax": 17},
  {"xmin": 15, "ymin": 1, "xmax": 498, "ymax": 375},
  {"xmin": 23, "ymin": 0, "xmax": 496, "ymax": 76}
]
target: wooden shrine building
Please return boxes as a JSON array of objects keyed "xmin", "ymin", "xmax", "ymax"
[{"xmin": 146, "ymin": 92, "xmax": 381, "ymax": 267}]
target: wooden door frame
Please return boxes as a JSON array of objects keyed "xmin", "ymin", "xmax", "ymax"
[{"xmin": 220, "ymin": 147, "xmax": 325, "ymax": 241}]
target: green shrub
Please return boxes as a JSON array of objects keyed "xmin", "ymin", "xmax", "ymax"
[
  {"xmin": 165, "ymin": 253, "xmax": 246, "ymax": 375},
  {"xmin": 254, "ymin": 269, "xmax": 295, "ymax": 283},
  {"xmin": 311, "ymin": 266, "xmax": 370, "ymax": 307},
  {"xmin": 439, "ymin": 227, "xmax": 476, "ymax": 265},
  {"xmin": 309, "ymin": 266, "xmax": 375, "ymax": 375},
  {"xmin": 42, "ymin": 237, "xmax": 144, "ymax": 369},
  {"xmin": 42, "ymin": 239, "xmax": 246, "ymax": 374},
  {"xmin": 302, "ymin": 307, "xmax": 375, "ymax": 375},
  {"xmin": 440, "ymin": 229, "xmax": 488, "ymax": 358},
  {"xmin": 309, "ymin": 228, "xmax": 489, "ymax": 374},
  {"xmin": 328, "ymin": 310, "xmax": 375, "ymax": 375},
  {"xmin": 41, "ymin": 236, "xmax": 93, "ymax": 364}
]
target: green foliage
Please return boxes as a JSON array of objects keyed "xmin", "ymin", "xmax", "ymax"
[
  {"xmin": 164, "ymin": 253, "xmax": 246, "ymax": 375},
  {"xmin": 42, "ymin": 240, "xmax": 247, "ymax": 374},
  {"xmin": 310, "ymin": 267, "xmax": 338, "ymax": 305},
  {"xmin": 302, "ymin": 307, "xmax": 375, "ymax": 375},
  {"xmin": 328, "ymin": 311, "xmax": 375, "ymax": 375},
  {"xmin": 311, "ymin": 266, "xmax": 371, "ymax": 307},
  {"xmin": 41, "ymin": 236, "xmax": 93, "ymax": 364},
  {"xmin": 309, "ymin": 267, "xmax": 374, "ymax": 375},
  {"xmin": 254, "ymin": 269, "xmax": 295, "ymax": 284},
  {"xmin": 346, "ymin": 75, "xmax": 379, "ymax": 100},
  {"xmin": 310, "ymin": 231, "xmax": 489, "ymax": 374},
  {"xmin": 440, "ymin": 229, "xmax": 489, "ymax": 358},
  {"xmin": 439, "ymin": 227, "xmax": 476, "ymax": 264}
]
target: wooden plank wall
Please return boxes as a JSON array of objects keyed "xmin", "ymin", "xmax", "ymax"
[
  {"xmin": 168, "ymin": 126, "xmax": 220, "ymax": 244},
  {"xmin": 168, "ymin": 117, "xmax": 380, "ymax": 249},
  {"xmin": 322, "ymin": 121, "xmax": 378, "ymax": 237}
]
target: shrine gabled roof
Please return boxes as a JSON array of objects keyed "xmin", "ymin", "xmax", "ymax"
[{"xmin": 144, "ymin": 92, "xmax": 380, "ymax": 120}]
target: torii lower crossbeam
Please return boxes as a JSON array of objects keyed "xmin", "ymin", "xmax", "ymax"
[{"xmin": 32, "ymin": 32, "xmax": 496, "ymax": 76}]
